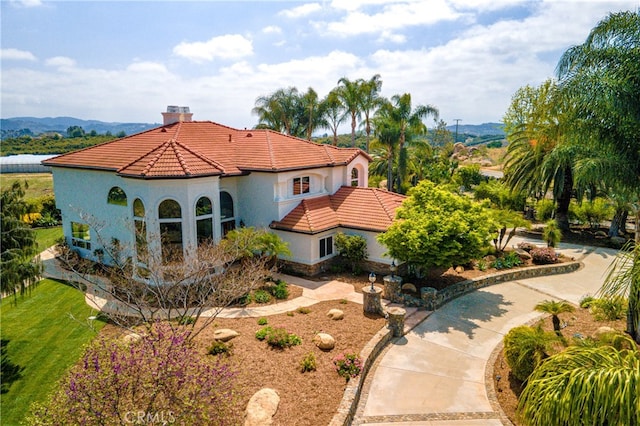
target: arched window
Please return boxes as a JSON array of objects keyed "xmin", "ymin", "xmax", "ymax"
[
  {"xmin": 220, "ymin": 191, "xmax": 235, "ymax": 236},
  {"xmin": 196, "ymin": 197, "xmax": 213, "ymax": 245},
  {"xmin": 351, "ymin": 168, "xmax": 359, "ymax": 187},
  {"xmin": 107, "ymin": 187, "xmax": 127, "ymax": 206},
  {"xmin": 133, "ymin": 198, "xmax": 147, "ymax": 265},
  {"xmin": 159, "ymin": 199, "xmax": 183, "ymax": 263}
]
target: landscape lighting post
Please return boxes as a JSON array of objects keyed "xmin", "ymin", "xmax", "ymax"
[{"xmin": 369, "ymin": 272, "xmax": 376, "ymax": 291}]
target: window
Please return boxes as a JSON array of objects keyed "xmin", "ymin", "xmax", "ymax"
[
  {"xmin": 196, "ymin": 197, "xmax": 214, "ymax": 245},
  {"xmin": 319, "ymin": 235, "xmax": 333, "ymax": 258},
  {"xmin": 220, "ymin": 191, "xmax": 235, "ymax": 236},
  {"xmin": 71, "ymin": 222, "xmax": 91, "ymax": 250},
  {"xmin": 159, "ymin": 199, "xmax": 183, "ymax": 263},
  {"xmin": 293, "ymin": 176, "xmax": 310, "ymax": 195},
  {"xmin": 133, "ymin": 198, "xmax": 147, "ymax": 264},
  {"xmin": 351, "ymin": 168, "xmax": 359, "ymax": 187},
  {"xmin": 107, "ymin": 187, "xmax": 127, "ymax": 206}
]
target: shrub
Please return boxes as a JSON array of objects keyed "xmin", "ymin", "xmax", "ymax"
[
  {"xmin": 530, "ymin": 247, "xmax": 558, "ymax": 265},
  {"xmin": 335, "ymin": 232, "xmax": 368, "ymax": 273},
  {"xmin": 269, "ymin": 281, "xmax": 289, "ymax": 300},
  {"xmin": 208, "ymin": 340, "xmax": 232, "ymax": 356},
  {"xmin": 178, "ymin": 316, "xmax": 196, "ymax": 326},
  {"xmin": 265, "ymin": 327, "xmax": 301, "ymax": 349},
  {"xmin": 300, "ymin": 352, "xmax": 317, "ymax": 373},
  {"xmin": 339, "ymin": 299, "xmax": 348, "ymax": 304},
  {"xmin": 535, "ymin": 199, "xmax": 555, "ymax": 221},
  {"xmin": 297, "ymin": 307, "xmax": 311, "ymax": 314},
  {"xmin": 253, "ymin": 289, "xmax": 272, "ymax": 304},
  {"xmin": 255, "ymin": 326, "xmax": 273, "ymax": 341},
  {"xmin": 590, "ymin": 297, "xmax": 627, "ymax": 321},
  {"xmin": 503, "ymin": 325, "xmax": 556, "ymax": 382},
  {"xmin": 492, "ymin": 251, "xmax": 522, "ymax": 270},
  {"xmin": 477, "ymin": 259, "xmax": 488, "ymax": 271},
  {"xmin": 257, "ymin": 317, "xmax": 268, "ymax": 326},
  {"xmin": 333, "ymin": 352, "xmax": 363, "ymax": 382},
  {"xmin": 579, "ymin": 295, "xmax": 596, "ymax": 309},
  {"xmin": 573, "ymin": 198, "xmax": 614, "ymax": 229},
  {"xmin": 542, "ymin": 220, "xmax": 562, "ymax": 247},
  {"xmin": 455, "ymin": 164, "xmax": 483, "ymax": 190},
  {"xmin": 474, "ymin": 179, "xmax": 526, "ymax": 211}
]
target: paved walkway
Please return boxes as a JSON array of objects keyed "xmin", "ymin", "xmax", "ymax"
[{"xmin": 352, "ymin": 238, "xmax": 619, "ymax": 426}]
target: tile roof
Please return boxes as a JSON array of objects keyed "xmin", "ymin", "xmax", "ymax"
[
  {"xmin": 42, "ymin": 121, "xmax": 368, "ymax": 178},
  {"xmin": 271, "ymin": 186, "xmax": 406, "ymax": 234}
]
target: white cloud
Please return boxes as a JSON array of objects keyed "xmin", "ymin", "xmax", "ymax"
[
  {"xmin": 377, "ymin": 30, "xmax": 406, "ymax": 44},
  {"xmin": 45, "ymin": 56, "xmax": 76, "ymax": 69},
  {"xmin": 126, "ymin": 61, "xmax": 170, "ymax": 74},
  {"xmin": 279, "ymin": 3, "xmax": 322, "ymax": 18},
  {"xmin": 262, "ymin": 25, "xmax": 282, "ymax": 34},
  {"xmin": 173, "ymin": 34, "xmax": 253, "ymax": 63},
  {"xmin": 1, "ymin": 48, "xmax": 37, "ymax": 61},
  {"xmin": 8, "ymin": 0, "xmax": 43, "ymax": 7}
]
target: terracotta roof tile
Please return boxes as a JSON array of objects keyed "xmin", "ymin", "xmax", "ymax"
[
  {"xmin": 271, "ymin": 186, "xmax": 406, "ymax": 234},
  {"xmin": 42, "ymin": 121, "xmax": 367, "ymax": 178}
]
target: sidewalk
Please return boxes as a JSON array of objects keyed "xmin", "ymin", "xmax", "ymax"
[{"xmin": 352, "ymin": 238, "xmax": 619, "ymax": 426}]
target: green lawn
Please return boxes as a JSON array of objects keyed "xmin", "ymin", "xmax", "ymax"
[
  {"xmin": 0, "ymin": 279, "xmax": 105, "ymax": 425},
  {"xmin": 0, "ymin": 173, "xmax": 54, "ymax": 201},
  {"xmin": 34, "ymin": 226, "xmax": 63, "ymax": 253}
]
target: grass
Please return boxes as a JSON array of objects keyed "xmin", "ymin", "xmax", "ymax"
[
  {"xmin": 34, "ymin": 226, "xmax": 62, "ymax": 253},
  {"xmin": 0, "ymin": 173, "xmax": 54, "ymax": 201},
  {"xmin": 0, "ymin": 279, "xmax": 106, "ymax": 425}
]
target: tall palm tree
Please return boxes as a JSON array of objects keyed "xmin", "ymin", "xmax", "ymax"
[
  {"xmin": 358, "ymin": 74, "xmax": 384, "ymax": 152},
  {"xmin": 336, "ymin": 77, "xmax": 363, "ymax": 147},
  {"xmin": 319, "ymin": 89, "xmax": 346, "ymax": 146},
  {"xmin": 557, "ymin": 10, "xmax": 640, "ymax": 241},
  {"xmin": 534, "ymin": 299, "xmax": 575, "ymax": 336},
  {"xmin": 517, "ymin": 345, "xmax": 640, "ymax": 426},
  {"xmin": 376, "ymin": 93, "xmax": 438, "ymax": 193},
  {"xmin": 371, "ymin": 116, "xmax": 401, "ymax": 191},
  {"xmin": 252, "ymin": 87, "xmax": 300, "ymax": 135},
  {"xmin": 300, "ymin": 87, "xmax": 321, "ymax": 141}
]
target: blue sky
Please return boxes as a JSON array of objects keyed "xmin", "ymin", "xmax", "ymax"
[{"xmin": 1, "ymin": 0, "xmax": 637, "ymax": 131}]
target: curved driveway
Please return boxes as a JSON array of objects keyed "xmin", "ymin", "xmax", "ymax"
[{"xmin": 353, "ymin": 239, "xmax": 619, "ymax": 426}]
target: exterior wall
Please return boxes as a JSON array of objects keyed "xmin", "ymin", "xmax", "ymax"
[{"xmin": 233, "ymin": 173, "xmax": 279, "ymax": 228}]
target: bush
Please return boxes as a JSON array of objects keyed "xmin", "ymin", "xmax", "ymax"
[
  {"xmin": 335, "ymin": 233, "xmax": 368, "ymax": 273},
  {"xmin": 269, "ymin": 280, "xmax": 289, "ymax": 300},
  {"xmin": 265, "ymin": 327, "xmax": 302, "ymax": 349},
  {"xmin": 573, "ymin": 198, "xmax": 614, "ymax": 229},
  {"xmin": 535, "ymin": 199, "xmax": 555, "ymax": 222},
  {"xmin": 333, "ymin": 353, "xmax": 363, "ymax": 382},
  {"xmin": 257, "ymin": 317, "xmax": 268, "ymax": 326},
  {"xmin": 474, "ymin": 180, "xmax": 526, "ymax": 211},
  {"xmin": 296, "ymin": 307, "xmax": 311, "ymax": 314},
  {"xmin": 255, "ymin": 326, "xmax": 273, "ymax": 341},
  {"xmin": 455, "ymin": 164, "xmax": 483, "ymax": 190},
  {"xmin": 208, "ymin": 340, "xmax": 232, "ymax": 356},
  {"xmin": 503, "ymin": 325, "xmax": 555, "ymax": 382},
  {"xmin": 253, "ymin": 289, "xmax": 272, "ymax": 304},
  {"xmin": 542, "ymin": 220, "xmax": 562, "ymax": 247},
  {"xmin": 590, "ymin": 297, "xmax": 627, "ymax": 321},
  {"xmin": 491, "ymin": 251, "xmax": 522, "ymax": 270},
  {"xmin": 300, "ymin": 352, "xmax": 317, "ymax": 373},
  {"xmin": 579, "ymin": 295, "xmax": 596, "ymax": 309},
  {"xmin": 178, "ymin": 316, "xmax": 196, "ymax": 326},
  {"xmin": 530, "ymin": 247, "xmax": 558, "ymax": 265}
]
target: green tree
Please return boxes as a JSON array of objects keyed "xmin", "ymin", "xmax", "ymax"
[
  {"xmin": 319, "ymin": 89, "xmax": 347, "ymax": 146},
  {"xmin": 557, "ymin": 10, "xmax": 640, "ymax": 241},
  {"xmin": 0, "ymin": 181, "xmax": 42, "ymax": 301},
  {"xmin": 334, "ymin": 233, "xmax": 368, "ymax": 273},
  {"xmin": 542, "ymin": 219, "xmax": 562, "ymax": 247},
  {"xmin": 253, "ymin": 86, "xmax": 301, "ymax": 136},
  {"xmin": 66, "ymin": 125, "xmax": 85, "ymax": 138},
  {"xmin": 534, "ymin": 299, "xmax": 575, "ymax": 336},
  {"xmin": 377, "ymin": 181, "xmax": 496, "ymax": 274},
  {"xmin": 336, "ymin": 76, "xmax": 363, "ymax": 147},
  {"xmin": 358, "ymin": 74, "xmax": 384, "ymax": 152},
  {"xmin": 517, "ymin": 345, "xmax": 640, "ymax": 426},
  {"xmin": 300, "ymin": 87, "xmax": 322, "ymax": 141}
]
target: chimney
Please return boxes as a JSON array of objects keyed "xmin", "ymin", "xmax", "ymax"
[{"xmin": 162, "ymin": 106, "xmax": 193, "ymax": 125}]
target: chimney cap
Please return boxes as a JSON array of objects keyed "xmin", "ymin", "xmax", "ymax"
[{"xmin": 166, "ymin": 105, "xmax": 190, "ymax": 113}]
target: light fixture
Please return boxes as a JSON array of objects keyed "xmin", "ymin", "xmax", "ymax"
[
  {"xmin": 368, "ymin": 272, "xmax": 376, "ymax": 291},
  {"xmin": 390, "ymin": 260, "xmax": 397, "ymax": 278}
]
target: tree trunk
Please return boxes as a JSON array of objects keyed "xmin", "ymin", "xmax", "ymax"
[
  {"xmin": 387, "ymin": 151, "xmax": 393, "ymax": 192},
  {"xmin": 350, "ymin": 114, "xmax": 357, "ymax": 147},
  {"xmin": 555, "ymin": 166, "xmax": 573, "ymax": 231},
  {"xmin": 608, "ymin": 208, "xmax": 628, "ymax": 237},
  {"xmin": 552, "ymin": 315, "xmax": 561, "ymax": 336}
]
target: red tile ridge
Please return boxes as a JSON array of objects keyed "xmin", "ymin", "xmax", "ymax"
[
  {"xmin": 300, "ymin": 198, "xmax": 315, "ymax": 232},
  {"xmin": 264, "ymin": 131, "xmax": 278, "ymax": 170},
  {"xmin": 371, "ymin": 187, "xmax": 397, "ymax": 222}
]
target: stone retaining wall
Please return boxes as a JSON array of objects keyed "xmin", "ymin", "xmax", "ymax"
[{"xmin": 330, "ymin": 260, "xmax": 582, "ymax": 425}]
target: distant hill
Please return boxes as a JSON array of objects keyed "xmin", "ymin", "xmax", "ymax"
[
  {"xmin": 1, "ymin": 116, "xmax": 158, "ymax": 139},
  {"xmin": 446, "ymin": 122, "xmax": 504, "ymax": 137}
]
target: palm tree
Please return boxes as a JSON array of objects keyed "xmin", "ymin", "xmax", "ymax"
[
  {"xmin": 300, "ymin": 87, "xmax": 321, "ymax": 141},
  {"xmin": 371, "ymin": 116, "xmax": 401, "ymax": 191},
  {"xmin": 358, "ymin": 74, "xmax": 384, "ymax": 152},
  {"xmin": 557, "ymin": 11, "xmax": 640, "ymax": 241},
  {"xmin": 534, "ymin": 299, "xmax": 575, "ymax": 336},
  {"xmin": 336, "ymin": 76, "xmax": 363, "ymax": 147},
  {"xmin": 319, "ymin": 89, "xmax": 346, "ymax": 146},
  {"xmin": 600, "ymin": 240, "xmax": 640, "ymax": 343},
  {"xmin": 517, "ymin": 345, "xmax": 640, "ymax": 426},
  {"xmin": 252, "ymin": 87, "xmax": 300, "ymax": 135}
]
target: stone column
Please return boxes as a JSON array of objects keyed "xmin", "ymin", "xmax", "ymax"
[
  {"xmin": 383, "ymin": 275, "xmax": 402, "ymax": 303},
  {"xmin": 386, "ymin": 307, "xmax": 406, "ymax": 337},
  {"xmin": 420, "ymin": 287, "xmax": 438, "ymax": 311},
  {"xmin": 362, "ymin": 286, "xmax": 384, "ymax": 316}
]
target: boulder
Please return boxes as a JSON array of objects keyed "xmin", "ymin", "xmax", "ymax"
[
  {"xmin": 593, "ymin": 326, "xmax": 617, "ymax": 339},
  {"xmin": 213, "ymin": 328, "xmax": 240, "ymax": 342},
  {"xmin": 326, "ymin": 309, "xmax": 344, "ymax": 320},
  {"xmin": 402, "ymin": 283, "xmax": 417, "ymax": 293},
  {"xmin": 454, "ymin": 266, "xmax": 465, "ymax": 273},
  {"xmin": 514, "ymin": 248, "xmax": 532, "ymax": 260},
  {"xmin": 610, "ymin": 236, "xmax": 627, "ymax": 248},
  {"xmin": 122, "ymin": 333, "xmax": 141, "ymax": 344},
  {"xmin": 313, "ymin": 333, "xmax": 336, "ymax": 351},
  {"xmin": 483, "ymin": 255, "xmax": 497, "ymax": 263},
  {"xmin": 244, "ymin": 388, "xmax": 280, "ymax": 426}
]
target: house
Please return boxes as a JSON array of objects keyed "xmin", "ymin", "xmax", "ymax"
[{"xmin": 43, "ymin": 106, "xmax": 405, "ymax": 276}]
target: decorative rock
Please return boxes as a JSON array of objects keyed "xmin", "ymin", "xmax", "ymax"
[
  {"xmin": 610, "ymin": 236, "xmax": 627, "ymax": 248},
  {"xmin": 455, "ymin": 266, "xmax": 465, "ymax": 273},
  {"xmin": 515, "ymin": 248, "xmax": 532, "ymax": 260},
  {"xmin": 313, "ymin": 332, "xmax": 336, "ymax": 350},
  {"xmin": 401, "ymin": 283, "xmax": 417, "ymax": 293},
  {"xmin": 123, "ymin": 333, "xmax": 141, "ymax": 344},
  {"xmin": 483, "ymin": 255, "xmax": 497, "ymax": 263},
  {"xmin": 244, "ymin": 388, "xmax": 280, "ymax": 426},
  {"xmin": 327, "ymin": 309, "xmax": 344, "ymax": 320},
  {"xmin": 213, "ymin": 328, "xmax": 240, "ymax": 342},
  {"xmin": 593, "ymin": 326, "xmax": 617, "ymax": 339}
]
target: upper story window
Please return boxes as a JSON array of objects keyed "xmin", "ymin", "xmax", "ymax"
[
  {"xmin": 220, "ymin": 191, "xmax": 235, "ymax": 236},
  {"xmin": 159, "ymin": 199, "xmax": 183, "ymax": 263},
  {"xmin": 71, "ymin": 222, "xmax": 91, "ymax": 250},
  {"xmin": 351, "ymin": 168, "xmax": 359, "ymax": 187},
  {"xmin": 196, "ymin": 196, "xmax": 214, "ymax": 245},
  {"xmin": 293, "ymin": 176, "xmax": 310, "ymax": 195},
  {"xmin": 133, "ymin": 198, "xmax": 147, "ymax": 265},
  {"xmin": 107, "ymin": 187, "xmax": 127, "ymax": 206}
]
